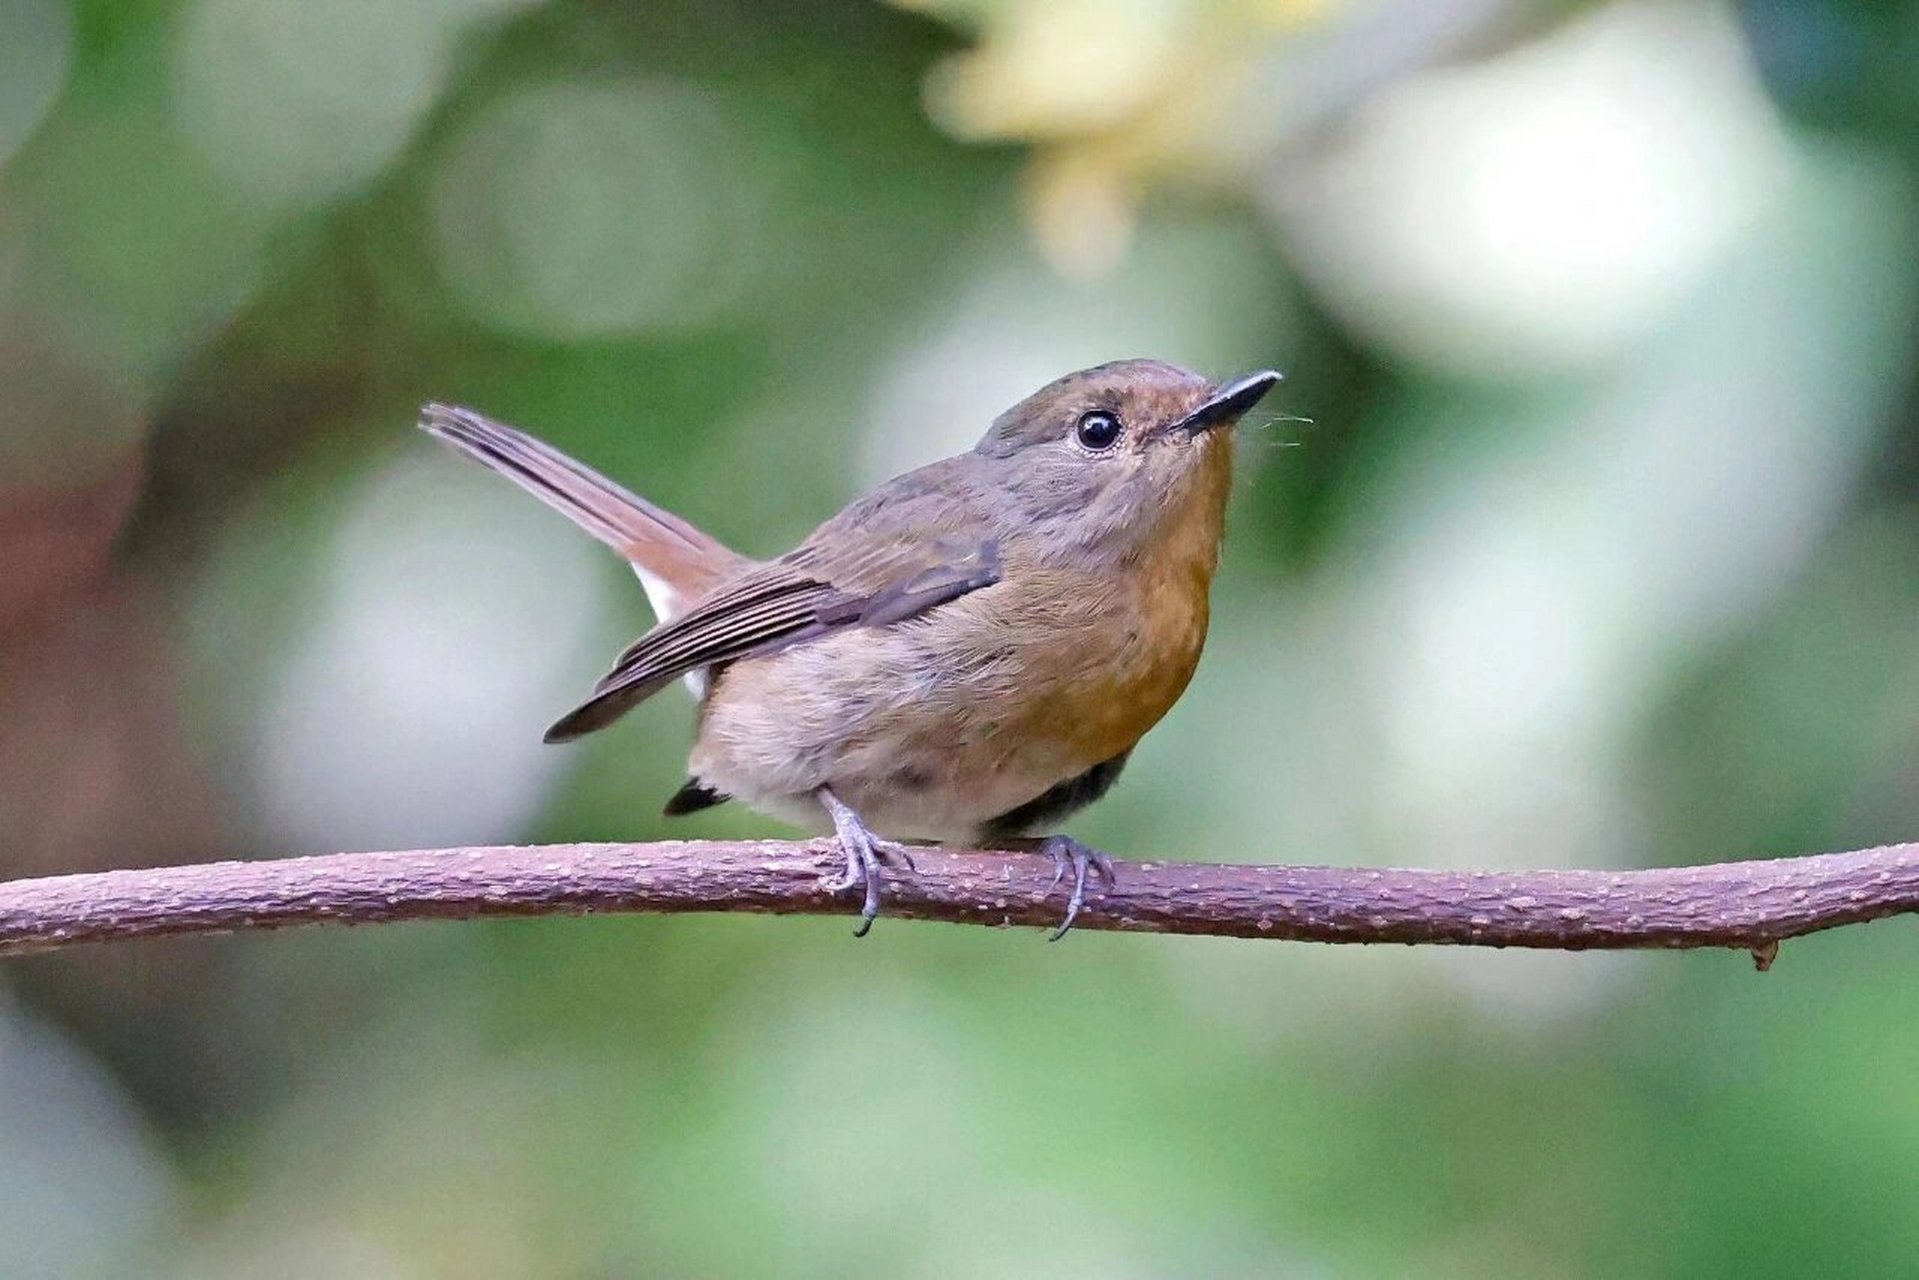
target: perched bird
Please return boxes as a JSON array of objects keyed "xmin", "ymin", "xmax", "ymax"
[{"xmin": 422, "ymin": 359, "xmax": 1279, "ymax": 937}]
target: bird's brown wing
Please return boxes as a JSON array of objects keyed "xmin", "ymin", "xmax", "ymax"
[{"xmin": 544, "ymin": 469, "xmax": 1001, "ymax": 741}]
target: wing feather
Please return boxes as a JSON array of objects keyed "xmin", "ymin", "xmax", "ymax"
[{"xmin": 544, "ymin": 470, "xmax": 1002, "ymax": 743}]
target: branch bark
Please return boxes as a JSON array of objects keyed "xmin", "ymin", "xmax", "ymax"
[{"xmin": 0, "ymin": 838, "xmax": 1914, "ymax": 964}]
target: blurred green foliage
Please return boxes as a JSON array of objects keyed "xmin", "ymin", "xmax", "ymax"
[{"xmin": 2, "ymin": 0, "xmax": 1919, "ymax": 1275}]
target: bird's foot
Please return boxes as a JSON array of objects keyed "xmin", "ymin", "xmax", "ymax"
[
  {"xmin": 818, "ymin": 788, "xmax": 915, "ymax": 937},
  {"xmin": 1038, "ymin": 835, "xmax": 1116, "ymax": 941}
]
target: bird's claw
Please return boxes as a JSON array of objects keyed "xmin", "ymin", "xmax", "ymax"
[
  {"xmin": 818, "ymin": 790, "xmax": 914, "ymax": 937},
  {"xmin": 1040, "ymin": 836, "xmax": 1116, "ymax": 941}
]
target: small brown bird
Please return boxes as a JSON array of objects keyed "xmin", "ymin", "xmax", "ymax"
[{"xmin": 422, "ymin": 359, "xmax": 1279, "ymax": 936}]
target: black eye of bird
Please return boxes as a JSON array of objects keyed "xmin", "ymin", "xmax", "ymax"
[{"xmin": 1074, "ymin": 410, "xmax": 1122, "ymax": 451}]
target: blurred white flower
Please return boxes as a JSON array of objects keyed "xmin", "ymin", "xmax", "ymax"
[
  {"xmin": 900, "ymin": 0, "xmax": 1516, "ymax": 276},
  {"xmin": 1271, "ymin": 0, "xmax": 1796, "ymax": 375}
]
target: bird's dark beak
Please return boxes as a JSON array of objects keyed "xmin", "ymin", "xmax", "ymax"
[{"xmin": 1174, "ymin": 369, "xmax": 1283, "ymax": 436}]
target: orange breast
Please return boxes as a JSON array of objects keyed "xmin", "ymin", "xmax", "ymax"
[
  {"xmin": 998, "ymin": 561, "xmax": 1211, "ymax": 766},
  {"xmin": 977, "ymin": 449, "xmax": 1232, "ymax": 770}
]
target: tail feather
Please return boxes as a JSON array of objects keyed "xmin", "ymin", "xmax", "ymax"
[{"xmin": 421, "ymin": 403, "xmax": 748, "ymax": 619}]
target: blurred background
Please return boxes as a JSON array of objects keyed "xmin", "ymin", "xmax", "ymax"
[{"xmin": 2, "ymin": 0, "xmax": 1918, "ymax": 1274}]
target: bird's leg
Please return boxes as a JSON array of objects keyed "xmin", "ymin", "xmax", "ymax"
[
  {"xmin": 1034, "ymin": 835, "xmax": 1117, "ymax": 941},
  {"xmin": 817, "ymin": 787, "xmax": 914, "ymax": 937}
]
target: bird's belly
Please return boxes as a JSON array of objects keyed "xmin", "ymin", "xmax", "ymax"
[
  {"xmin": 691, "ymin": 642, "xmax": 1089, "ymax": 840},
  {"xmin": 687, "ymin": 583, "xmax": 1206, "ymax": 841}
]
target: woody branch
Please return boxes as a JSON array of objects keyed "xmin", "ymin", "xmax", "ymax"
[{"xmin": 0, "ymin": 839, "xmax": 1914, "ymax": 966}]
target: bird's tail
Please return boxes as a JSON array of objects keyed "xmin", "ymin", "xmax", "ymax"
[{"xmin": 420, "ymin": 403, "xmax": 749, "ymax": 621}]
